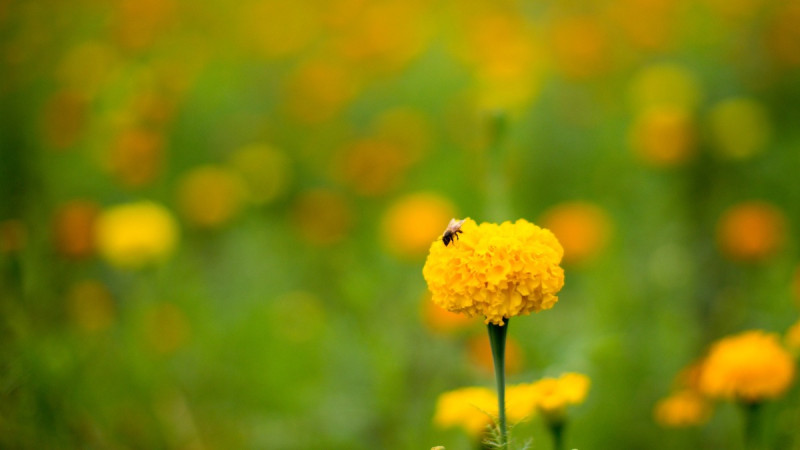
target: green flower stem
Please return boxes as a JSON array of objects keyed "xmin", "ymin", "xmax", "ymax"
[
  {"xmin": 548, "ymin": 420, "xmax": 565, "ymax": 450},
  {"xmin": 487, "ymin": 320, "xmax": 508, "ymax": 447},
  {"xmin": 741, "ymin": 401, "xmax": 762, "ymax": 450}
]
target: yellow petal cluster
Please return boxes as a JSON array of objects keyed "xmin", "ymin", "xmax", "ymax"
[
  {"xmin": 654, "ymin": 390, "xmax": 711, "ymax": 428},
  {"xmin": 94, "ymin": 201, "xmax": 179, "ymax": 269},
  {"xmin": 422, "ymin": 218, "xmax": 564, "ymax": 325},
  {"xmin": 507, "ymin": 372, "xmax": 590, "ymax": 422},
  {"xmin": 699, "ymin": 330, "xmax": 795, "ymax": 402},
  {"xmin": 433, "ymin": 386, "xmax": 497, "ymax": 438}
]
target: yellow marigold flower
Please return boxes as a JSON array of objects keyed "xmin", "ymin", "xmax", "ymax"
[
  {"xmin": 654, "ymin": 390, "xmax": 711, "ymax": 428},
  {"xmin": 507, "ymin": 373, "xmax": 590, "ymax": 422},
  {"xmin": 422, "ymin": 218, "xmax": 564, "ymax": 326},
  {"xmin": 699, "ymin": 330, "xmax": 795, "ymax": 402},
  {"xmin": 95, "ymin": 201, "xmax": 179, "ymax": 269},
  {"xmin": 433, "ymin": 386, "xmax": 497, "ymax": 438}
]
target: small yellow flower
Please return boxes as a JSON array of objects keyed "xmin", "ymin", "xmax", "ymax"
[
  {"xmin": 95, "ymin": 201, "xmax": 179, "ymax": 269},
  {"xmin": 433, "ymin": 386, "xmax": 497, "ymax": 438},
  {"xmin": 422, "ymin": 218, "xmax": 564, "ymax": 326},
  {"xmin": 381, "ymin": 192, "xmax": 456, "ymax": 259},
  {"xmin": 654, "ymin": 390, "xmax": 711, "ymax": 428},
  {"xmin": 699, "ymin": 330, "xmax": 795, "ymax": 402},
  {"xmin": 507, "ymin": 373, "xmax": 590, "ymax": 422}
]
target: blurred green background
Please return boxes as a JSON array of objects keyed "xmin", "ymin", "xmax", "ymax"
[{"xmin": 2, "ymin": 0, "xmax": 800, "ymax": 448}]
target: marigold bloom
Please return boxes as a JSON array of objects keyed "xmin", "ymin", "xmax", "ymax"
[
  {"xmin": 699, "ymin": 330, "xmax": 795, "ymax": 402},
  {"xmin": 716, "ymin": 202, "xmax": 786, "ymax": 262},
  {"xmin": 423, "ymin": 218, "xmax": 564, "ymax": 326},
  {"xmin": 507, "ymin": 373, "xmax": 590, "ymax": 422},
  {"xmin": 433, "ymin": 386, "xmax": 497, "ymax": 437},
  {"xmin": 654, "ymin": 390, "xmax": 711, "ymax": 428},
  {"xmin": 95, "ymin": 201, "xmax": 179, "ymax": 269}
]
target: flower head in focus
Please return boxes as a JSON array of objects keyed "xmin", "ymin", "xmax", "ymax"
[
  {"xmin": 654, "ymin": 390, "xmax": 711, "ymax": 428},
  {"xmin": 433, "ymin": 386, "xmax": 497, "ymax": 438},
  {"xmin": 699, "ymin": 330, "xmax": 795, "ymax": 403},
  {"xmin": 95, "ymin": 201, "xmax": 179, "ymax": 269},
  {"xmin": 422, "ymin": 218, "xmax": 564, "ymax": 325}
]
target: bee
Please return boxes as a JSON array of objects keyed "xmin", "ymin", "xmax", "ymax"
[{"xmin": 441, "ymin": 218, "xmax": 465, "ymax": 247}]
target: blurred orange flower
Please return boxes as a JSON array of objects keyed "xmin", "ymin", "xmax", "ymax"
[
  {"xmin": 550, "ymin": 16, "xmax": 609, "ymax": 80},
  {"xmin": 291, "ymin": 189, "xmax": 353, "ymax": 245},
  {"xmin": 176, "ymin": 166, "xmax": 247, "ymax": 229},
  {"xmin": 380, "ymin": 192, "xmax": 456, "ymax": 259},
  {"xmin": 540, "ymin": 202, "xmax": 612, "ymax": 265},
  {"xmin": 108, "ymin": 128, "xmax": 165, "ymax": 187},
  {"xmin": 66, "ymin": 280, "xmax": 115, "ymax": 333},
  {"xmin": 699, "ymin": 330, "xmax": 795, "ymax": 402},
  {"xmin": 466, "ymin": 334, "xmax": 523, "ymax": 376},
  {"xmin": 53, "ymin": 200, "xmax": 99, "ymax": 259},
  {"xmin": 283, "ymin": 58, "xmax": 358, "ymax": 124},
  {"xmin": 333, "ymin": 137, "xmax": 412, "ymax": 197},
  {"xmin": 629, "ymin": 107, "xmax": 696, "ymax": 167},
  {"xmin": 654, "ymin": 390, "xmax": 711, "ymax": 428},
  {"xmin": 716, "ymin": 202, "xmax": 786, "ymax": 262},
  {"xmin": 95, "ymin": 201, "xmax": 179, "ymax": 269}
]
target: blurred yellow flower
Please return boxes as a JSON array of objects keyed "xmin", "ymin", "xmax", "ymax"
[
  {"xmin": 283, "ymin": 58, "xmax": 358, "ymax": 124},
  {"xmin": 143, "ymin": 302, "xmax": 190, "ymax": 355},
  {"xmin": 699, "ymin": 330, "xmax": 795, "ymax": 402},
  {"xmin": 433, "ymin": 386, "xmax": 497, "ymax": 437},
  {"xmin": 467, "ymin": 334, "xmax": 524, "ymax": 376},
  {"xmin": 550, "ymin": 16, "xmax": 609, "ymax": 80},
  {"xmin": 108, "ymin": 128, "xmax": 165, "ymax": 187},
  {"xmin": 716, "ymin": 201, "xmax": 786, "ymax": 262},
  {"xmin": 423, "ymin": 219, "xmax": 564, "ymax": 326},
  {"xmin": 380, "ymin": 192, "xmax": 456, "ymax": 259},
  {"xmin": 333, "ymin": 137, "xmax": 412, "ymax": 197},
  {"xmin": 507, "ymin": 373, "xmax": 590, "ymax": 422},
  {"xmin": 540, "ymin": 202, "xmax": 611, "ymax": 265},
  {"xmin": 95, "ymin": 201, "xmax": 179, "ymax": 269},
  {"xmin": 229, "ymin": 144, "xmax": 292, "ymax": 205},
  {"xmin": 785, "ymin": 319, "xmax": 800, "ymax": 352},
  {"xmin": 66, "ymin": 280, "xmax": 115, "ymax": 333},
  {"xmin": 654, "ymin": 390, "xmax": 711, "ymax": 428},
  {"xmin": 239, "ymin": 0, "xmax": 319, "ymax": 58},
  {"xmin": 176, "ymin": 166, "xmax": 247, "ymax": 229},
  {"xmin": 291, "ymin": 189, "xmax": 353, "ymax": 246},
  {"xmin": 53, "ymin": 200, "xmax": 99, "ymax": 259},
  {"xmin": 421, "ymin": 293, "xmax": 476, "ymax": 334},
  {"xmin": 629, "ymin": 63, "xmax": 701, "ymax": 112},
  {"xmin": 629, "ymin": 107, "xmax": 696, "ymax": 167},
  {"xmin": 707, "ymin": 98, "xmax": 771, "ymax": 160}
]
